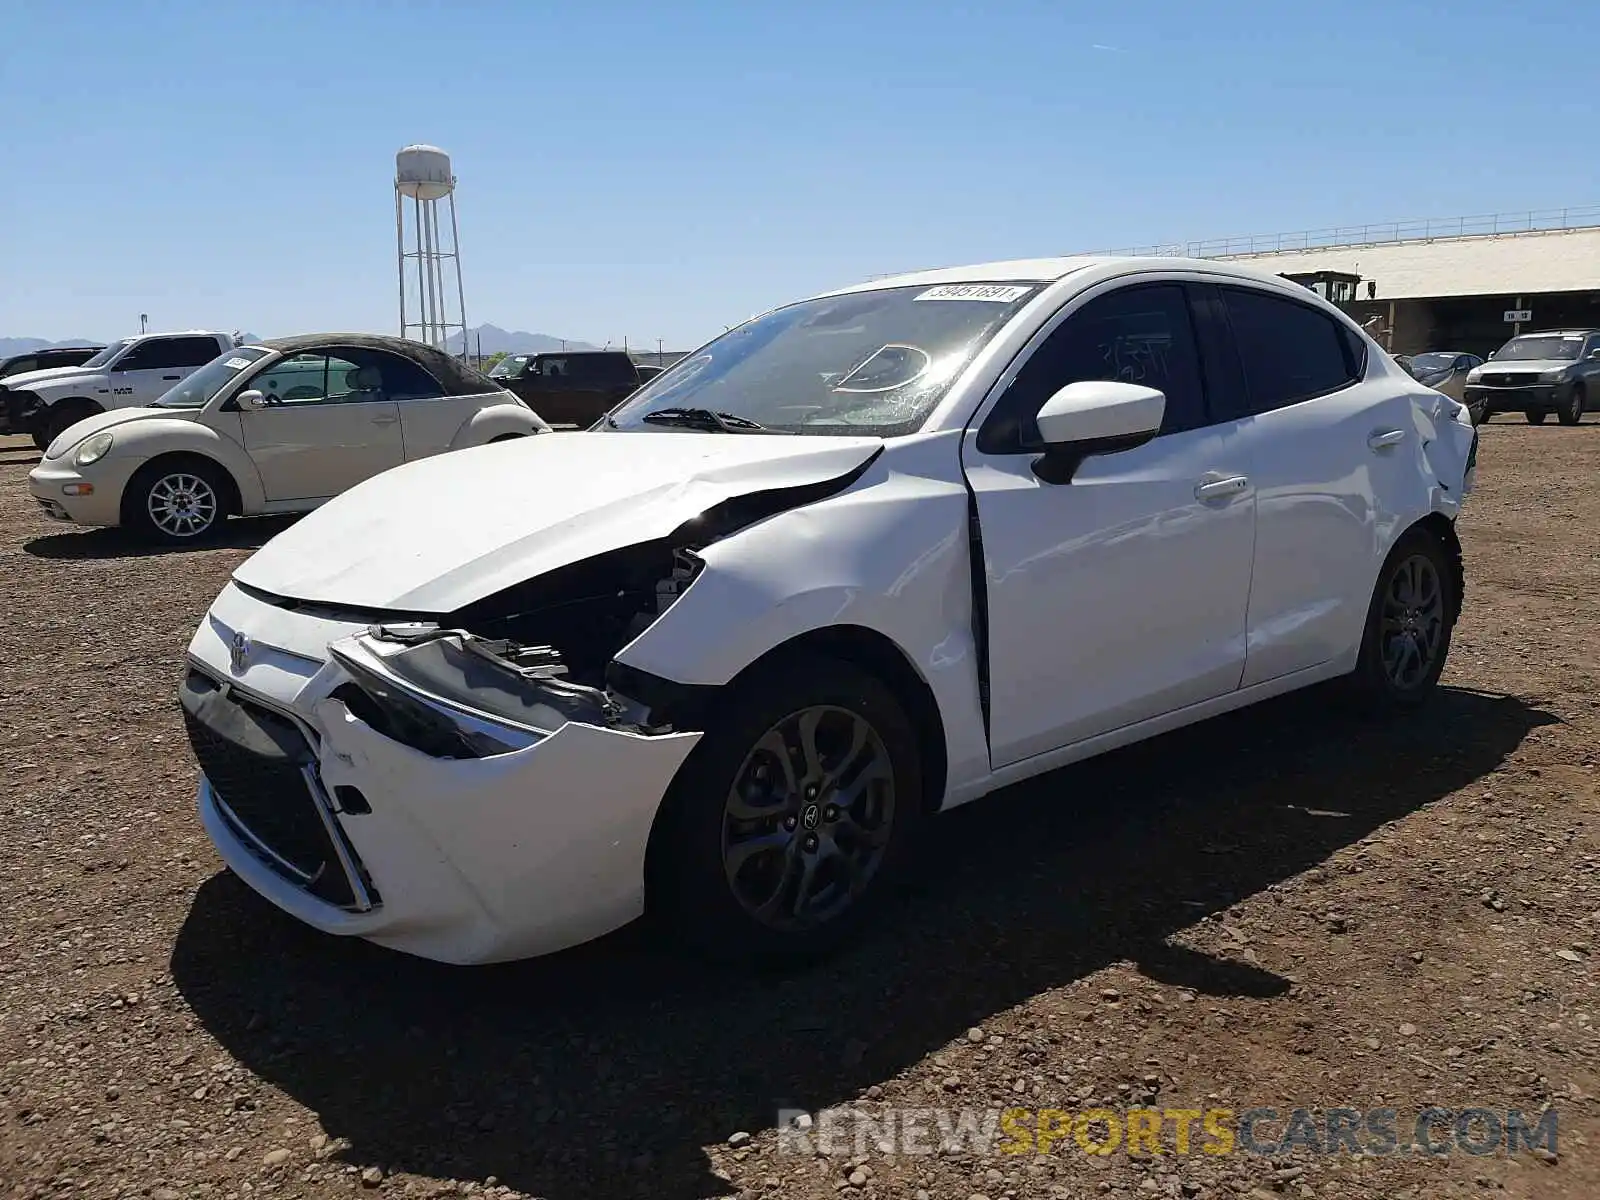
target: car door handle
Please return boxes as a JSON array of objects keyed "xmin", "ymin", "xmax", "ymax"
[
  {"xmin": 1368, "ymin": 429, "xmax": 1407, "ymax": 450},
  {"xmin": 1194, "ymin": 474, "xmax": 1250, "ymax": 502},
  {"xmin": 161, "ymin": 375, "xmax": 181, "ymax": 380},
  {"xmin": 370, "ymin": 415, "xmax": 399, "ymax": 425}
]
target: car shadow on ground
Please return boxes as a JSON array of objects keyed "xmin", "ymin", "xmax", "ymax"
[
  {"xmin": 171, "ymin": 684, "xmax": 1554, "ymax": 1200},
  {"xmin": 22, "ymin": 514, "xmax": 301, "ymax": 559}
]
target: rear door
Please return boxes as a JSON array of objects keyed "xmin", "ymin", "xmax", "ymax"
[
  {"xmin": 238, "ymin": 351, "xmax": 404, "ymax": 501},
  {"xmin": 1196, "ymin": 284, "xmax": 1397, "ymax": 687}
]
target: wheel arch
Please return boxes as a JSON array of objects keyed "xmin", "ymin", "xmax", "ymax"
[
  {"xmin": 1408, "ymin": 511, "xmax": 1465, "ymax": 624},
  {"xmin": 122, "ymin": 450, "xmax": 245, "ymax": 522}
]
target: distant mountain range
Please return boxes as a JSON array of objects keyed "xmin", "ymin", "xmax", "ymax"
[
  {"xmin": 0, "ymin": 336, "xmax": 105, "ymax": 357},
  {"xmin": 446, "ymin": 325, "xmax": 598, "ymax": 356}
]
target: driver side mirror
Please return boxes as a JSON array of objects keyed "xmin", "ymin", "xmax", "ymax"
[
  {"xmin": 1027, "ymin": 380, "xmax": 1165, "ymax": 484},
  {"xmin": 235, "ymin": 389, "xmax": 266, "ymax": 411},
  {"xmin": 1587, "ymin": 349, "xmax": 1600, "ymax": 361}
]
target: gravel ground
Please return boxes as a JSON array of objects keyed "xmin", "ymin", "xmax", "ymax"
[{"xmin": 1, "ymin": 421, "xmax": 1596, "ymax": 1200}]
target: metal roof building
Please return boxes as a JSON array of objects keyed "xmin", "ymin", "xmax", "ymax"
[{"xmin": 1101, "ymin": 206, "xmax": 1600, "ymax": 356}]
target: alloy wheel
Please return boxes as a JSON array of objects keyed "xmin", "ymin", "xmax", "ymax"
[
  {"xmin": 721, "ymin": 704, "xmax": 896, "ymax": 931},
  {"xmin": 147, "ymin": 472, "xmax": 219, "ymax": 538},
  {"xmin": 1380, "ymin": 554, "xmax": 1445, "ymax": 690}
]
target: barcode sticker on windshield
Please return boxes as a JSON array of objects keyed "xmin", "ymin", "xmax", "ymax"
[
  {"xmin": 913, "ymin": 284, "xmax": 1032, "ymax": 303},
  {"xmin": 224, "ymin": 357, "xmax": 253, "ymax": 369}
]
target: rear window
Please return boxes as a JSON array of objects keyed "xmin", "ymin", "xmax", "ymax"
[{"xmin": 1221, "ymin": 287, "xmax": 1362, "ymax": 415}]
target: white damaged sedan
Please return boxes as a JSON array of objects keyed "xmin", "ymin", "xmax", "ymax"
[{"xmin": 182, "ymin": 256, "xmax": 1479, "ymax": 966}]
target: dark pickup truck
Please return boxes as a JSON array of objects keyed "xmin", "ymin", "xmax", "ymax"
[
  {"xmin": 0, "ymin": 345, "xmax": 105, "ymax": 433},
  {"xmin": 486, "ymin": 350, "xmax": 645, "ymax": 427}
]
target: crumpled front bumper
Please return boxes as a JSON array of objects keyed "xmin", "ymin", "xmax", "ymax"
[{"xmin": 186, "ymin": 584, "xmax": 701, "ymax": 965}]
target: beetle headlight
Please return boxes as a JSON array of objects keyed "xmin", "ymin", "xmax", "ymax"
[{"xmin": 73, "ymin": 431, "xmax": 115, "ymax": 467}]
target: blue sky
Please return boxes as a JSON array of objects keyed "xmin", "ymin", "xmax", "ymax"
[{"xmin": 2, "ymin": 0, "xmax": 1593, "ymax": 348}]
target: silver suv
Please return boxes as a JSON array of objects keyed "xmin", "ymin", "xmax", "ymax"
[{"xmin": 1463, "ymin": 329, "xmax": 1600, "ymax": 426}]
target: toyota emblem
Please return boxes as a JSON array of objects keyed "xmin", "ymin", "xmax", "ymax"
[{"xmin": 229, "ymin": 631, "xmax": 251, "ymax": 674}]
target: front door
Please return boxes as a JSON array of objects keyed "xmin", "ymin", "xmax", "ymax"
[
  {"xmin": 239, "ymin": 352, "xmax": 404, "ymax": 502},
  {"xmin": 108, "ymin": 335, "xmax": 223, "ymax": 407},
  {"xmin": 962, "ymin": 282, "xmax": 1258, "ymax": 768}
]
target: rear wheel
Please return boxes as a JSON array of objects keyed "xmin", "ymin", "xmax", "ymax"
[
  {"xmin": 1558, "ymin": 384, "xmax": 1585, "ymax": 426},
  {"xmin": 1343, "ymin": 528, "xmax": 1457, "ymax": 712},
  {"xmin": 1526, "ymin": 410, "xmax": 1548, "ymax": 425},
  {"xmin": 123, "ymin": 458, "xmax": 229, "ymax": 544},
  {"xmin": 647, "ymin": 655, "xmax": 923, "ymax": 966}
]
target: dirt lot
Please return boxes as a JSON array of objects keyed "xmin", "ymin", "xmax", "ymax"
[{"xmin": 1, "ymin": 422, "xmax": 1596, "ymax": 1200}]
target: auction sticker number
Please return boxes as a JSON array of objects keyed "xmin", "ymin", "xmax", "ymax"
[{"xmin": 914, "ymin": 284, "xmax": 1032, "ymax": 303}]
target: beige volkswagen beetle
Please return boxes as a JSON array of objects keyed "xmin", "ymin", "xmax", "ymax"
[{"xmin": 28, "ymin": 334, "xmax": 550, "ymax": 544}]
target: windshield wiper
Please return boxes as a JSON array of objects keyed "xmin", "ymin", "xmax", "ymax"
[{"xmin": 640, "ymin": 407, "xmax": 768, "ymax": 433}]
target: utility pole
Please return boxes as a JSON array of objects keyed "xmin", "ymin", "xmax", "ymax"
[
  {"xmin": 657, "ymin": 337, "xmax": 663, "ymax": 365},
  {"xmin": 139, "ymin": 313, "xmax": 149, "ymax": 334}
]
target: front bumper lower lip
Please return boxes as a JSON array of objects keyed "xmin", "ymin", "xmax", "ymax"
[{"xmin": 192, "ymin": 635, "xmax": 705, "ymax": 966}]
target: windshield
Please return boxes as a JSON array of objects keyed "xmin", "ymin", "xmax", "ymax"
[
  {"xmin": 1495, "ymin": 334, "xmax": 1585, "ymax": 361},
  {"xmin": 81, "ymin": 339, "xmax": 133, "ymax": 369},
  {"xmin": 149, "ymin": 347, "xmax": 271, "ymax": 408},
  {"xmin": 1409, "ymin": 353, "xmax": 1457, "ymax": 374},
  {"xmin": 603, "ymin": 282, "xmax": 1043, "ymax": 436},
  {"xmin": 488, "ymin": 354, "xmax": 532, "ymax": 379}
]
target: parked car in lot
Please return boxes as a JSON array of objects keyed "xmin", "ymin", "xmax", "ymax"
[
  {"xmin": 487, "ymin": 349, "xmax": 644, "ymax": 425},
  {"xmin": 181, "ymin": 257, "xmax": 1477, "ymax": 968},
  {"xmin": 1464, "ymin": 329, "xmax": 1600, "ymax": 425},
  {"xmin": 30, "ymin": 333, "xmax": 548, "ymax": 543},
  {"xmin": 1, "ymin": 331, "xmax": 242, "ymax": 449},
  {"xmin": 1402, "ymin": 351, "xmax": 1483, "ymax": 405},
  {"xmin": 0, "ymin": 345, "xmax": 106, "ymax": 433}
]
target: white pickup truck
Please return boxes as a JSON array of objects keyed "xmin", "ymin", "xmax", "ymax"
[{"xmin": 0, "ymin": 330, "xmax": 239, "ymax": 449}]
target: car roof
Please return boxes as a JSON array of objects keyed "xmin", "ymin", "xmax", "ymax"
[
  {"xmin": 1509, "ymin": 328, "xmax": 1600, "ymax": 337},
  {"xmin": 817, "ymin": 254, "xmax": 1326, "ymax": 298},
  {"xmin": 248, "ymin": 332, "xmax": 502, "ymax": 397}
]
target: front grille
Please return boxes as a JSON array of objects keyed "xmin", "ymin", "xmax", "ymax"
[
  {"xmin": 1481, "ymin": 372, "xmax": 1541, "ymax": 386},
  {"xmin": 181, "ymin": 670, "xmax": 357, "ymax": 907}
]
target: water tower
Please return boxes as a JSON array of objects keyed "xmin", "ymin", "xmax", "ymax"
[{"xmin": 394, "ymin": 144, "xmax": 468, "ymax": 353}]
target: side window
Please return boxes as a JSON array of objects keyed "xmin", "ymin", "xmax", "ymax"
[
  {"xmin": 170, "ymin": 336, "xmax": 227, "ymax": 368},
  {"xmin": 366, "ymin": 350, "xmax": 444, "ymax": 400},
  {"xmin": 1220, "ymin": 287, "xmax": 1360, "ymax": 415},
  {"xmin": 978, "ymin": 284, "xmax": 1207, "ymax": 453},
  {"xmin": 537, "ymin": 357, "xmax": 569, "ymax": 378},
  {"xmin": 5, "ymin": 357, "xmax": 38, "ymax": 375},
  {"xmin": 119, "ymin": 336, "xmax": 222, "ymax": 371},
  {"xmin": 248, "ymin": 354, "xmax": 339, "ymax": 405}
]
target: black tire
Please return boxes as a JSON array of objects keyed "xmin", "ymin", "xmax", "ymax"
[
  {"xmin": 1343, "ymin": 527, "xmax": 1457, "ymax": 713},
  {"xmin": 122, "ymin": 458, "xmax": 230, "ymax": 544},
  {"xmin": 1526, "ymin": 410, "xmax": 1548, "ymax": 425},
  {"xmin": 41, "ymin": 400, "xmax": 101, "ymax": 449},
  {"xmin": 1465, "ymin": 399, "xmax": 1489, "ymax": 426},
  {"xmin": 646, "ymin": 653, "xmax": 924, "ymax": 967},
  {"xmin": 1558, "ymin": 384, "xmax": 1585, "ymax": 426}
]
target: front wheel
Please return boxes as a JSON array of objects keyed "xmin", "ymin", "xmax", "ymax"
[
  {"xmin": 1526, "ymin": 410, "xmax": 1549, "ymax": 425},
  {"xmin": 1464, "ymin": 398, "xmax": 1489, "ymax": 426},
  {"xmin": 123, "ymin": 459, "xmax": 228, "ymax": 544},
  {"xmin": 647, "ymin": 655, "xmax": 924, "ymax": 966},
  {"xmin": 1344, "ymin": 528, "xmax": 1457, "ymax": 712},
  {"xmin": 1558, "ymin": 384, "xmax": 1585, "ymax": 426}
]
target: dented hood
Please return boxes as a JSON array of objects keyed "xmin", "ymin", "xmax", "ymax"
[{"xmin": 232, "ymin": 430, "xmax": 883, "ymax": 613}]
